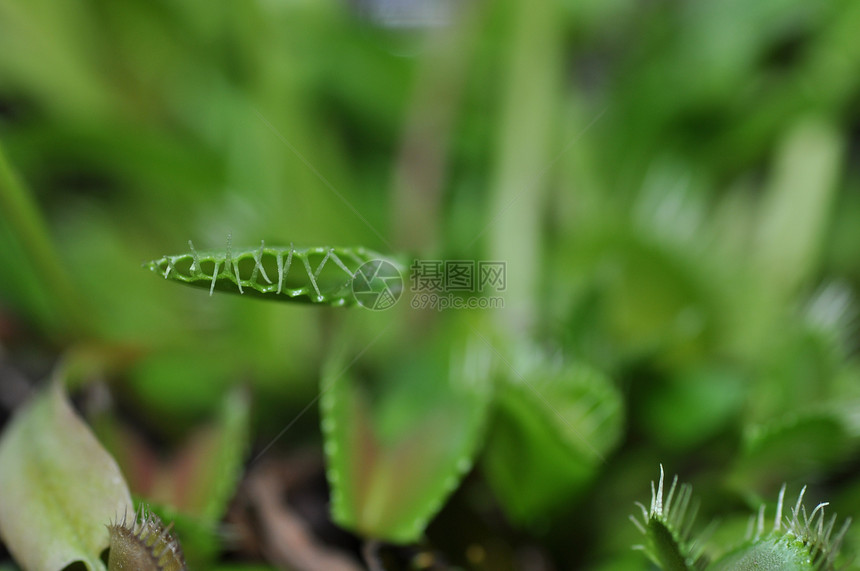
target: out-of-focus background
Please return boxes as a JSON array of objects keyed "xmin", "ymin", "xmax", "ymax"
[{"xmin": 2, "ymin": 0, "xmax": 860, "ymax": 569}]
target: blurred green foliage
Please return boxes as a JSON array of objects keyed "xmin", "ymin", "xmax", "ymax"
[{"xmin": 2, "ymin": 0, "xmax": 860, "ymax": 569}]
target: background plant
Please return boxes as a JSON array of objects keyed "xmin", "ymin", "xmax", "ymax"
[{"xmin": 1, "ymin": 0, "xmax": 860, "ymax": 569}]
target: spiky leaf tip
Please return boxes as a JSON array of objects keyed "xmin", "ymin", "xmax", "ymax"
[{"xmin": 630, "ymin": 465, "xmax": 708, "ymax": 571}]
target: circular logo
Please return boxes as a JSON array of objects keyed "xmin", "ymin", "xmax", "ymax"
[{"xmin": 351, "ymin": 260, "xmax": 403, "ymax": 310}]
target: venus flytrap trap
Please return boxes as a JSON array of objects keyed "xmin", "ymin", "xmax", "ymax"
[
  {"xmin": 107, "ymin": 506, "xmax": 186, "ymax": 571},
  {"xmin": 710, "ymin": 484, "xmax": 851, "ymax": 571},
  {"xmin": 147, "ymin": 238, "xmax": 402, "ymax": 306},
  {"xmin": 632, "ymin": 467, "xmax": 852, "ymax": 571},
  {"xmin": 320, "ymin": 321, "xmax": 494, "ymax": 543}
]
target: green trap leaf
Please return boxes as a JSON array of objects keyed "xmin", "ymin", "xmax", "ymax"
[
  {"xmin": 321, "ymin": 328, "xmax": 493, "ymax": 543},
  {"xmin": 147, "ymin": 239, "xmax": 402, "ymax": 306},
  {"xmin": 709, "ymin": 484, "xmax": 850, "ymax": 571}
]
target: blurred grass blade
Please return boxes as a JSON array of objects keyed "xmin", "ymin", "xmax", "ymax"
[
  {"xmin": 754, "ymin": 117, "xmax": 843, "ymax": 296},
  {"xmin": 0, "ymin": 140, "xmax": 87, "ymax": 336},
  {"xmin": 487, "ymin": 0, "xmax": 561, "ymax": 332},
  {"xmin": 0, "ymin": 378, "xmax": 134, "ymax": 571},
  {"xmin": 737, "ymin": 117, "xmax": 844, "ymax": 353}
]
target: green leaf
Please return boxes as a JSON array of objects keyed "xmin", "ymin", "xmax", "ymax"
[
  {"xmin": 482, "ymin": 359, "xmax": 623, "ymax": 523},
  {"xmin": 147, "ymin": 240, "xmax": 402, "ymax": 306},
  {"xmin": 0, "ymin": 140, "xmax": 87, "ymax": 336},
  {"xmin": 0, "ymin": 380, "xmax": 134, "ymax": 571},
  {"xmin": 648, "ymin": 518, "xmax": 694, "ymax": 571},
  {"xmin": 564, "ymin": 230, "xmax": 716, "ymax": 368},
  {"xmin": 321, "ymin": 325, "xmax": 492, "ymax": 543}
]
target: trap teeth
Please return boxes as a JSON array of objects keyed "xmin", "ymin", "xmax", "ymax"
[{"xmin": 148, "ymin": 241, "xmax": 399, "ymax": 307}]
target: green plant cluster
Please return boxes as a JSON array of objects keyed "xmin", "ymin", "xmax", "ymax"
[{"xmin": 1, "ymin": 0, "xmax": 860, "ymax": 570}]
